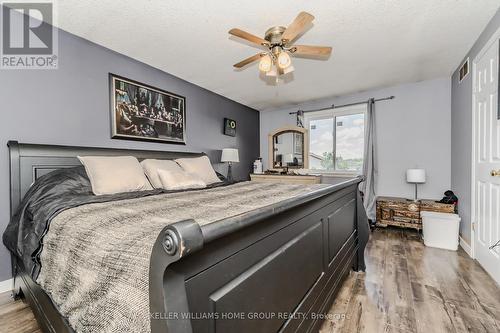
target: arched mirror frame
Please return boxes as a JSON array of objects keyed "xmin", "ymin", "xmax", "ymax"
[{"xmin": 268, "ymin": 126, "xmax": 309, "ymax": 170}]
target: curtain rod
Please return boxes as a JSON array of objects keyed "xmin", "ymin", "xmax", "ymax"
[{"xmin": 288, "ymin": 95, "xmax": 395, "ymax": 115}]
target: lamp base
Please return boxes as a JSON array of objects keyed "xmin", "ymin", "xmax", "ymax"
[
  {"xmin": 227, "ymin": 163, "xmax": 233, "ymax": 183},
  {"xmin": 411, "ymin": 183, "xmax": 419, "ymax": 201}
]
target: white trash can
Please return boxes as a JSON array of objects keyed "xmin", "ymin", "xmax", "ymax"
[{"xmin": 421, "ymin": 211, "xmax": 461, "ymax": 251}]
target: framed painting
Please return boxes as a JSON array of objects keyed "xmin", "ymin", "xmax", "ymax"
[{"xmin": 110, "ymin": 74, "xmax": 186, "ymax": 144}]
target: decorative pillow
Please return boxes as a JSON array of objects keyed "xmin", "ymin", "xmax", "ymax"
[
  {"xmin": 78, "ymin": 156, "xmax": 152, "ymax": 195},
  {"xmin": 141, "ymin": 159, "xmax": 185, "ymax": 189},
  {"xmin": 157, "ymin": 168, "xmax": 206, "ymax": 191},
  {"xmin": 175, "ymin": 156, "xmax": 221, "ymax": 185}
]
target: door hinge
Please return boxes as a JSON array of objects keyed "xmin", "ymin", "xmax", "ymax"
[{"xmin": 472, "ymin": 222, "xmax": 475, "ymax": 231}]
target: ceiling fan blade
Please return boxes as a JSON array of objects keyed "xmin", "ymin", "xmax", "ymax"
[
  {"xmin": 281, "ymin": 12, "xmax": 315, "ymax": 44},
  {"xmin": 233, "ymin": 53, "xmax": 263, "ymax": 68},
  {"xmin": 229, "ymin": 28, "xmax": 269, "ymax": 47},
  {"xmin": 290, "ymin": 45, "xmax": 332, "ymax": 57}
]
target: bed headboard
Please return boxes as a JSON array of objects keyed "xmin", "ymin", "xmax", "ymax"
[{"xmin": 7, "ymin": 141, "xmax": 205, "ymax": 216}]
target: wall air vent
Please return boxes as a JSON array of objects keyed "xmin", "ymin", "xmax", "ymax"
[{"xmin": 459, "ymin": 58, "xmax": 469, "ymax": 83}]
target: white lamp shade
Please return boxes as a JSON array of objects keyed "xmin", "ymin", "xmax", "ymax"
[
  {"xmin": 221, "ymin": 148, "xmax": 239, "ymax": 163},
  {"xmin": 406, "ymin": 169, "xmax": 426, "ymax": 183}
]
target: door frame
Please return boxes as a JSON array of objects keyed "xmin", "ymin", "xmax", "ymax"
[{"xmin": 471, "ymin": 26, "xmax": 500, "ymax": 259}]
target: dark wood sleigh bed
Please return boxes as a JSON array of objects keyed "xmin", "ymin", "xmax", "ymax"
[{"xmin": 7, "ymin": 141, "xmax": 369, "ymax": 333}]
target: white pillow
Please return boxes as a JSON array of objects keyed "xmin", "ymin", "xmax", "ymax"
[
  {"xmin": 141, "ymin": 159, "xmax": 185, "ymax": 189},
  {"xmin": 78, "ymin": 156, "xmax": 152, "ymax": 195},
  {"xmin": 175, "ymin": 156, "xmax": 221, "ymax": 185},
  {"xmin": 158, "ymin": 168, "xmax": 206, "ymax": 191}
]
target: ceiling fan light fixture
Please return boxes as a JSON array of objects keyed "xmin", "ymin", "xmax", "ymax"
[
  {"xmin": 283, "ymin": 65, "xmax": 294, "ymax": 75},
  {"xmin": 266, "ymin": 67, "xmax": 277, "ymax": 77},
  {"xmin": 277, "ymin": 51, "xmax": 292, "ymax": 69},
  {"xmin": 259, "ymin": 54, "xmax": 272, "ymax": 72},
  {"xmin": 229, "ymin": 12, "xmax": 332, "ymax": 81}
]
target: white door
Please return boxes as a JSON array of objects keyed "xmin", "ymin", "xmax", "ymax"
[{"xmin": 473, "ymin": 37, "xmax": 500, "ymax": 286}]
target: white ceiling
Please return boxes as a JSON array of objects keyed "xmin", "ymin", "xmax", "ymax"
[{"xmin": 53, "ymin": 0, "xmax": 499, "ymax": 111}]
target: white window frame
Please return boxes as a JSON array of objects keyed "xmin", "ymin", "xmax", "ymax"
[{"xmin": 304, "ymin": 104, "xmax": 367, "ymax": 175}]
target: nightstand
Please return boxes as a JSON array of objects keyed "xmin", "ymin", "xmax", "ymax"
[
  {"xmin": 376, "ymin": 196, "xmax": 456, "ymax": 230},
  {"xmin": 250, "ymin": 173, "xmax": 321, "ymax": 185}
]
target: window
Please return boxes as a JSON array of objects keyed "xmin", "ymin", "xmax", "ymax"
[{"xmin": 305, "ymin": 105, "xmax": 366, "ymax": 173}]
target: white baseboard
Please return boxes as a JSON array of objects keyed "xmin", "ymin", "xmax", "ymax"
[
  {"xmin": 459, "ymin": 237, "xmax": 473, "ymax": 258},
  {"xmin": 0, "ymin": 278, "xmax": 13, "ymax": 293}
]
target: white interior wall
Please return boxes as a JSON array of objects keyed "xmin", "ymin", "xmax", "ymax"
[{"xmin": 260, "ymin": 77, "xmax": 452, "ymax": 200}]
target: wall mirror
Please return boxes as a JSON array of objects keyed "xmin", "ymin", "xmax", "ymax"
[{"xmin": 268, "ymin": 126, "xmax": 309, "ymax": 170}]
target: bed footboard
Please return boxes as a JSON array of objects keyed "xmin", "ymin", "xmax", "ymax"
[
  {"xmin": 149, "ymin": 181, "xmax": 369, "ymax": 333},
  {"xmin": 149, "ymin": 219, "xmax": 205, "ymax": 333}
]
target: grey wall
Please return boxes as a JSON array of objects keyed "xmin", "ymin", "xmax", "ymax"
[
  {"xmin": 261, "ymin": 77, "xmax": 451, "ymax": 201},
  {"xmin": 0, "ymin": 24, "xmax": 259, "ymax": 281},
  {"xmin": 451, "ymin": 8, "xmax": 500, "ymax": 245}
]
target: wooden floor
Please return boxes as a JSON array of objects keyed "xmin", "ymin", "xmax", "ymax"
[
  {"xmin": 320, "ymin": 228, "xmax": 500, "ymax": 333},
  {"xmin": 0, "ymin": 289, "xmax": 40, "ymax": 333},
  {"xmin": 0, "ymin": 228, "xmax": 498, "ymax": 333}
]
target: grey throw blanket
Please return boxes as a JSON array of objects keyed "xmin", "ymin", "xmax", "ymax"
[{"xmin": 37, "ymin": 181, "xmax": 328, "ymax": 333}]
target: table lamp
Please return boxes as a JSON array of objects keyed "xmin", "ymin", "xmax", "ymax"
[
  {"xmin": 221, "ymin": 148, "xmax": 239, "ymax": 182},
  {"xmin": 406, "ymin": 168, "xmax": 426, "ymax": 201}
]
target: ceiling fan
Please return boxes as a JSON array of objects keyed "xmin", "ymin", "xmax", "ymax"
[{"xmin": 229, "ymin": 12, "xmax": 332, "ymax": 77}]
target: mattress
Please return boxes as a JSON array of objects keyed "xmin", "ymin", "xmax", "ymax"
[{"xmin": 34, "ymin": 181, "xmax": 329, "ymax": 333}]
